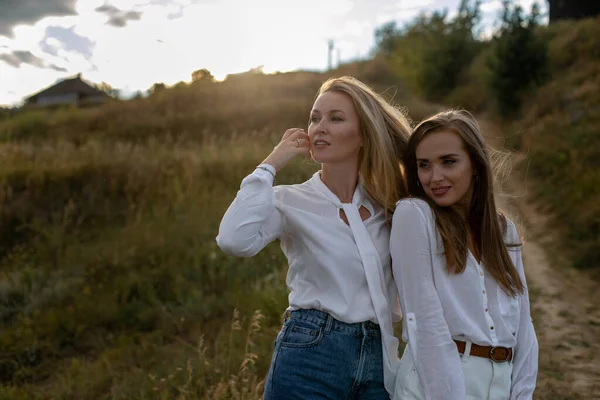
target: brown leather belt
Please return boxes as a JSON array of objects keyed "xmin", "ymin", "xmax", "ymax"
[{"xmin": 454, "ymin": 340, "xmax": 513, "ymax": 363}]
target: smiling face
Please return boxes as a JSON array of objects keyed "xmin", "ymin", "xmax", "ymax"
[
  {"xmin": 308, "ymin": 90, "xmax": 363, "ymax": 165},
  {"xmin": 416, "ymin": 129, "xmax": 475, "ymax": 208}
]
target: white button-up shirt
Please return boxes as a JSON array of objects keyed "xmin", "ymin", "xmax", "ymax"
[
  {"xmin": 390, "ymin": 198, "xmax": 539, "ymax": 400},
  {"xmin": 216, "ymin": 165, "xmax": 402, "ymax": 394}
]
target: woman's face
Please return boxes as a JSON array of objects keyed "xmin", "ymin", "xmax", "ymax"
[
  {"xmin": 415, "ymin": 130, "xmax": 475, "ymax": 208},
  {"xmin": 308, "ymin": 91, "xmax": 363, "ymax": 165}
]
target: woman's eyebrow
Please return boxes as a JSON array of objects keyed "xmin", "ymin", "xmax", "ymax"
[
  {"xmin": 416, "ymin": 154, "xmax": 461, "ymax": 162},
  {"xmin": 311, "ymin": 109, "xmax": 346, "ymax": 114},
  {"xmin": 440, "ymin": 153, "xmax": 460, "ymax": 158}
]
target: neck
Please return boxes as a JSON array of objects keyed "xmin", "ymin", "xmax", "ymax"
[
  {"xmin": 452, "ymin": 202, "xmax": 470, "ymax": 221},
  {"xmin": 320, "ymin": 161, "xmax": 360, "ymax": 204},
  {"xmin": 451, "ymin": 185, "xmax": 475, "ymax": 221}
]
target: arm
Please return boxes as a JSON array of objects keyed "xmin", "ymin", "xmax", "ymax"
[
  {"xmin": 216, "ymin": 165, "xmax": 282, "ymax": 257},
  {"xmin": 509, "ymin": 226, "xmax": 539, "ymax": 399},
  {"xmin": 217, "ymin": 127, "xmax": 311, "ymax": 257},
  {"xmin": 391, "ymin": 200, "xmax": 466, "ymax": 400}
]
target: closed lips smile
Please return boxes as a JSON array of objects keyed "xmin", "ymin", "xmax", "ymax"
[{"xmin": 431, "ymin": 186, "xmax": 450, "ymax": 196}]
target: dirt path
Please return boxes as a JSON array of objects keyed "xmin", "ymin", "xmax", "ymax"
[{"xmin": 480, "ymin": 119, "xmax": 600, "ymax": 399}]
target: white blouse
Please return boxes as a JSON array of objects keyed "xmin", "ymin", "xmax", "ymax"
[
  {"xmin": 390, "ymin": 198, "xmax": 538, "ymax": 400},
  {"xmin": 216, "ymin": 165, "xmax": 402, "ymax": 394}
]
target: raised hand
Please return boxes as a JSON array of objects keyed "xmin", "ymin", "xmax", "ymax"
[{"xmin": 261, "ymin": 128, "xmax": 311, "ymax": 172}]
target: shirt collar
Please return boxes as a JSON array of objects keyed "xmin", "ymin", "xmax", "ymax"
[{"xmin": 308, "ymin": 171, "xmax": 375, "ymax": 215}]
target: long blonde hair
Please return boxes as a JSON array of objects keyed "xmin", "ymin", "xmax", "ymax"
[
  {"xmin": 404, "ymin": 109, "xmax": 524, "ymax": 296},
  {"xmin": 316, "ymin": 76, "xmax": 411, "ymax": 219}
]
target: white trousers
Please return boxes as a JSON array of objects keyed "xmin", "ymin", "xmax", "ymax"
[{"xmin": 394, "ymin": 340, "xmax": 513, "ymax": 400}]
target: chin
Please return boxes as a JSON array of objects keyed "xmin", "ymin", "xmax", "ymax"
[
  {"xmin": 311, "ymin": 154, "xmax": 325, "ymax": 163},
  {"xmin": 429, "ymin": 196, "xmax": 457, "ymax": 208},
  {"xmin": 311, "ymin": 152, "xmax": 335, "ymax": 164}
]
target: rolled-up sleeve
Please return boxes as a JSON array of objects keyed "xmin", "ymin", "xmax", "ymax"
[
  {"xmin": 390, "ymin": 199, "xmax": 466, "ymax": 400},
  {"xmin": 216, "ymin": 166, "xmax": 283, "ymax": 257}
]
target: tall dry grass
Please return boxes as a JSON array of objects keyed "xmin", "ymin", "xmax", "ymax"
[{"xmin": 0, "ymin": 70, "xmax": 432, "ymax": 398}]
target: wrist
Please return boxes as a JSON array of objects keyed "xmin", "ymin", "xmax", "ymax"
[
  {"xmin": 261, "ymin": 156, "xmax": 281, "ymax": 172},
  {"xmin": 256, "ymin": 164, "xmax": 276, "ymax": 184},
  {"xmin": 257, "ymin": 163, "xmax": 276, "ymax": 175}
]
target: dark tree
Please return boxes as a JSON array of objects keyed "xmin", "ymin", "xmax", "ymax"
[
  {"xmin": 488, "ymin": 2, "xmax": 548, "ymax": 116},
  {"xmin": 548, "ymin": 0, "xmax": 600, "ymax": 22}
]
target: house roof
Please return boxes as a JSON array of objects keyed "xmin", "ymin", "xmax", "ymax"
[{"xmin": 25, "ymin": 74, "xmax": 109, "ymax": 101}]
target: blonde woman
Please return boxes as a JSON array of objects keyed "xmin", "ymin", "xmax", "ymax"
[
  {"xmin": 217, "ymin": 76, "xmax": 410, "ymax": 399},
  {"xmin": 391, "ymin": 110, "xmax": 538, "ymax": 399}
]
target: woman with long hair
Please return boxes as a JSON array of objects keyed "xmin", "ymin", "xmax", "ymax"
[
  {"xmin": 217, "ymin": 76, "xmax": 411, "ymax": 399},
  {"xmin": 391, "ymin": 109, "xmax": 538, "ymax": 399}
]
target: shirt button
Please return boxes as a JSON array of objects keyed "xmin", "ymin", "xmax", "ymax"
[
  {"xmin": 485, "ymin": 308, "xmax": 489, "ymax": 312},
  {"xmin": 482, "ymin": 290, "xmax": 486, "ymax": 294},
  {"xmin": 490, "ymin": 326, "xmax": 494, "ymax": 330},
  {"xmin": 480, "ymin": 271, "xmax": 484, "ymax": 276}
]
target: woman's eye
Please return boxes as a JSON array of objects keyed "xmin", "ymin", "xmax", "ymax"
[
  {"xmin": 331, "ymin": 116, "xmax": 343, "ymax": 122},
  {"xmin": 444, "ymin": 159, "xmax": 456, "ymax": 165},
  {"xmin": 418, "ymin": 163, "xmax": 429, "ymax": 169},
  {"xmin": 310, "ymin": 116, "xmax": 319, "ymax": 123}
]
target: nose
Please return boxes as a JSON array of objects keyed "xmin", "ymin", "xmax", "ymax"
[
  {"xmin": 431, "ymin": 165, "xmax": 443, "ymax": 182},
  {"xmin": 312, "ymin": 118, "xmax": 326, "ymax": 134}
]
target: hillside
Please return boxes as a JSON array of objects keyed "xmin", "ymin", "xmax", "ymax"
[
  {"xmin": 0, "ymin": 68, "xmax": 434, "ymax": 399},
  {"xmin": 501, "ymin": 18, "xmax": 600, "ymax": 272}
]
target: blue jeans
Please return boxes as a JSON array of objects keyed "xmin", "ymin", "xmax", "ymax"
[{"xmin": 263, "ymin": 309, "xmax": 389, "ymax": 400}]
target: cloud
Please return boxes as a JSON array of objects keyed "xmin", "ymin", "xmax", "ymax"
[
  {"xmin": 95, "ymin": 4, "xmax": 142, "ymax": 27},
  {"xmin": 0, "ymin": 0, "xmax": 78, "ymax": 38},
  {"xmin": 40, "ymin": 26, "xmax": 95, "ymax": 60},
  {"xmin": 0, "ymin": 50, "xmax": 67, "ymax": 71}
]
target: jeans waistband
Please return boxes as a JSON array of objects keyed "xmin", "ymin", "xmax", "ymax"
[{"xmin": 285, "ymin": 309, "xmax": 381, "ymax": 337}]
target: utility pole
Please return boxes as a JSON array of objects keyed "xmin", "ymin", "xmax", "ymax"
[{"xmin": 328, "ymin": 39, "xmax": 334, "ymax": 70}]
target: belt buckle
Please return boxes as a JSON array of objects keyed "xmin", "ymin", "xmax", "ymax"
[{"xmin": 489, "ymin": 346, "xmax": 509, "ymax": 363}]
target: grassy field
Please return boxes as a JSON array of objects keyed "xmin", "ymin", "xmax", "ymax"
[{"xmin": 0, "ymin": 71, "xmax": 434, "ymax": 399}]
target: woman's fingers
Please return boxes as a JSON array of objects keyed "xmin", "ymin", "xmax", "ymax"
[
  {"xmin": 289, "ymin": 130, "xmax": 310, "ymax": 146},
  {"xmin": 292, "ymin": 137, "xmax": 310, "ymax": 149},
  {"xmin": 282, "ymin": 128, "xmax": 303, "ymax": 141},
  {"xmin": 290, "ymin": 133, "xmax": 311, "ymax": 158},
  {"xmin": 261, "ymin": 129, "xmax": 311, "ymax": 171}
]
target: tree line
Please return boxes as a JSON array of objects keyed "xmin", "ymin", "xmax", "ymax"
[{"xmin": 374, "ymin": 0, "xmax": 549, "ymax": 116}]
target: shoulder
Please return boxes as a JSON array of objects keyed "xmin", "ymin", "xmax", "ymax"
[
  {"xmin": 392, "ymin": 197, "xmax": 434, "ymax": 226},
  {"xmin": 395, "ymin": 197, "xmax": 433, "ymax": 215},
  {"xmin": 503, "ymin": 215, "xmax": 523, "ymax": 247},
  {"xmin": 273, "ymin": 180, "xmax": 316, "ymax": 201}
]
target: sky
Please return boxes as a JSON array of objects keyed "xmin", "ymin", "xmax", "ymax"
[{"xmin": 0, "ymin": 0, "xmax": 548, "ymax": 107}]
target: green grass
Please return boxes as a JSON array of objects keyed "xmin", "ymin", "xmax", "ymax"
[
  {"xmin": 0, "ymin": 69, "xmax": 435, "ymax": 398},
  {"xmin": 0, "ymin": 106, "xmax": 296, "ymax": 398},
  {"xmin": 0, "ymin": 133, "xmax": 316, "ymax": 398}
]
